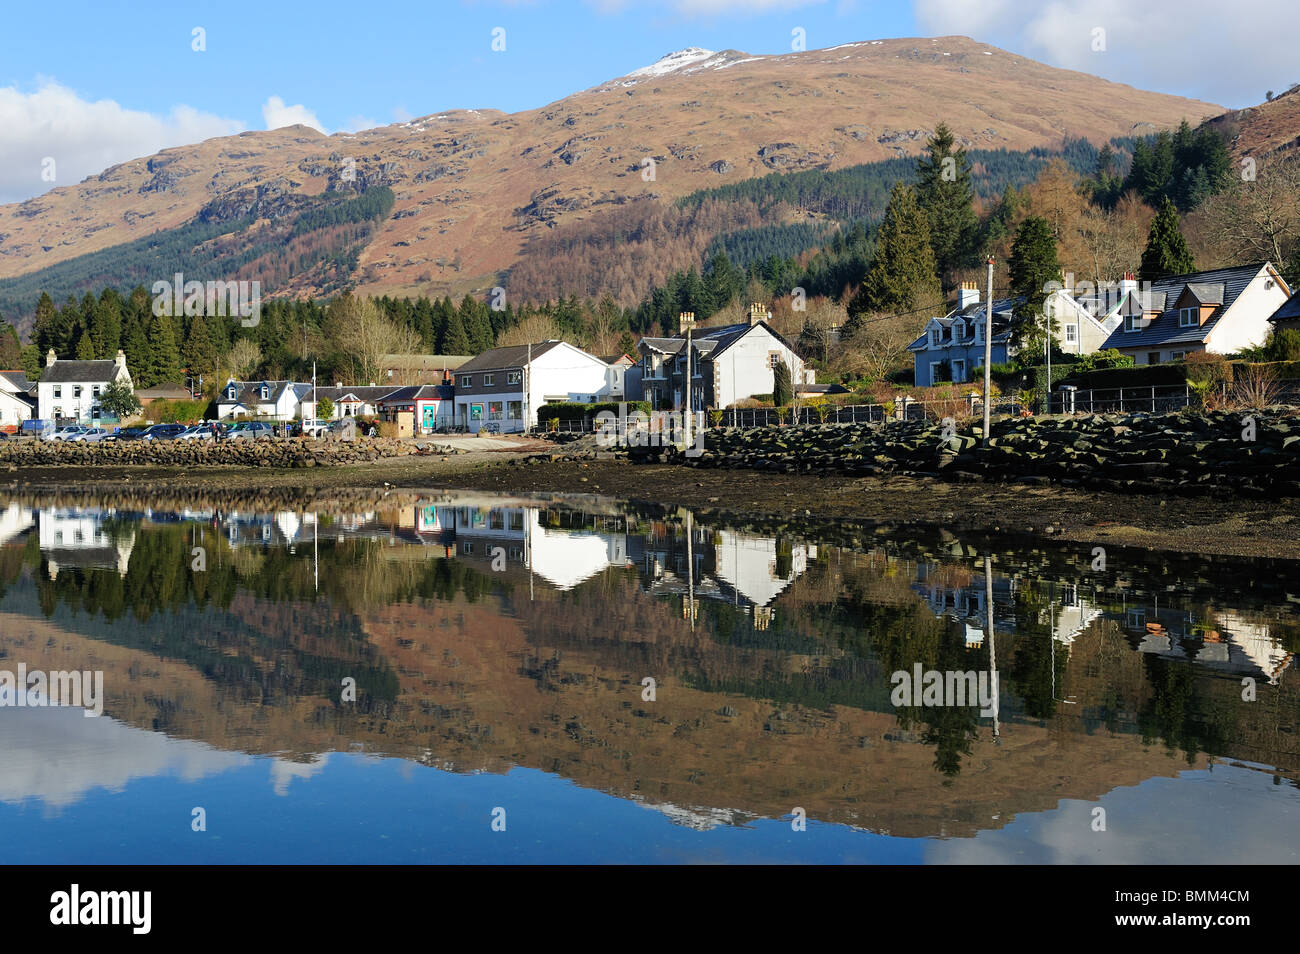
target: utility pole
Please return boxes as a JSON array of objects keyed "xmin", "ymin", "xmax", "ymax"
[
  {"xmin": 682, "ymin": 312, "xmax": 693, "ymax": 450},
  {"xmin": 524, "ymin": 341, "xmax": 531, "ymax": 435},
  {"xmin": 982, "ymin": 256, "xmax": 994, "ymax": 447}
]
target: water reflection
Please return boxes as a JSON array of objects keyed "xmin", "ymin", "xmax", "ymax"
[{"xmin": 0, "ymin": 490, "xmax": 1297, "ymax": 861}]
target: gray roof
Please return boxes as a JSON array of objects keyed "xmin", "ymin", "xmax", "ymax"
[
  {"xmin": 640, "ymin": 336, "xmax": 686, "ymax": 355},
  {"xmin": 218, "ymin": 380, "xmax": 306, "ymax": 405},
  {"xmin": 1269, "ymin": 289, "xmax": 1300, "ymax": 325},
  {"xmin": 639, "ymin": 321, "xmax": 796, "ymax": 362},
  {"xmin": 908, "ymin": 297, "xmax": 1019, "ymax": 351},
  {"xmin": 309, "ymin": 385, "xmax": 401, "ymax": 403},
  {"xmin": 455, "ymin": 340, "xmax": 565, "ymax": 374},
  {"xmin": 0, "ymin": 371, "xmax": 32, "ymax": 393},
  {"xmin": 1101, "ymin": 264, "xmax": 1271, "ymax": 350},
  {"xmin": 41, "ymin": 359, "xmax": 122, "ymax": 384},
  {"xmin": 377, "ymin": 384, "xmax": 453, "ymax": 403}
]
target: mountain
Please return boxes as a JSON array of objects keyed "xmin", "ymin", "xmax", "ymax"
[
  {"xmin": 1205, "ymin": 83, "xmax": 1300, "ymax": 162},
  {"xmin": 0, "ymin": 36, "xmax": 1223, "ymax": 320}
]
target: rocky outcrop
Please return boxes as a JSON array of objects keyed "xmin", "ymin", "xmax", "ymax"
[{"xmin": 659, "ymin": 410, "xmax": 1300, "ymax": 496}]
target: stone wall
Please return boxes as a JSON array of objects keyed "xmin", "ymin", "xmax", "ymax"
[
  {"xmin": 669, "ymin": 410, "xmax": 1300, "ymax": 496},
  {"xmin": 0, "ymin": 438, "xmax": 422, "ymax": 468}
]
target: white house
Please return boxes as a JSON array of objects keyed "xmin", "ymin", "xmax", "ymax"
[
  {"xmin": 452, "ymin": 340, "xmax": 614, "ymax": 432},
  {"xmin": 633, "ymin": 304, "xmax": 809, "ymax": 410},
  {"xmin": 217, "ymin": 379, "xmax": 312, "ymax": 421},
  {"xmin": 0, "ymin": 371, "xmax": 35, "ymax": 429},
  {"xmin": 37, "ymin": 350, "xmax": 133, "ymax": 423},
  {"xmin": 1099, "ymin": 262, "xmax": 1291, "ymax": 364}
]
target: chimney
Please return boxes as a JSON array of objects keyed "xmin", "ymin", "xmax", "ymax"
[
  {"xmin": 748, "ymin": 302, "xmax": 770, "ymax": 327},
  {"xmin": 114, "ymin": 349, "xmax": 127, "ymax": 370},
  {"xmin": 443, "ymin": 368, "xmax": 451, "ymax": 385},
  {"xmin": 958, "ymin": 281, "xmax": 980, "ymax": 309},
  {"xmin": 679, "ymin": 311, "xmax": 696, "ymax": 334},
  {"xmin": 1119, "ymin": 272, "xmax": 1138, "ymax": 295},
  {"xmin": 46, "ymin": 349, "xmax": 56, "ymax": 368}
]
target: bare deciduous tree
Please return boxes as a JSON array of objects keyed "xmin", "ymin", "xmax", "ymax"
[
  {"xmin": 327, "ymin": 296, "xmax": 422, "ymax": 385},
  {"xmin": 227, "ymin": 338, "xmax": 262, "ymax": 380}
]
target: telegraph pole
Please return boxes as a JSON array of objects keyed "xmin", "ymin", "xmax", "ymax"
[
  {"xmin": 982, "ymin": 256, "xmax": 994, "ymax": 447},
  {"xmin": 681, "ymin": 312, "xmax": 694, "ymax": 450}
]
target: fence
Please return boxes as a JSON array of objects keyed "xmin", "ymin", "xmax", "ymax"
[{"xmin": 1045, "ymin": 382, "xmax": 1300, "ymax": 415}]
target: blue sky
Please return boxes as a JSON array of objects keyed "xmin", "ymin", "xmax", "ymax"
[{"xmin": 1, "ymin": 0, "xmax": 1293, "ymax": 203}]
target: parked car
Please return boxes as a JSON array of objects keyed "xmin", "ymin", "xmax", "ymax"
[
  {"xmin": 45, "ymin": 425, "xmax": 90, "ymax": 442},
  {"xmin": 72, "ymin": 427, "xmax": 112, "ymax": 442},
  {"xmin": 227, "ymin": 421, "xmax": 274, "ymax": 441},
  {"xmin": 299, "ymin": 418, "xmax": 330, "ymax": 438},
  {"xmin": 142, "ymin": 423, "xmax": 187, "ymax": 441},
  {"xmin": 175, "ymin": 424, "xmax": 214, "ymax": 441},
  {"xmin": 107, "ymin": 426, "xmax": 150, "ymax": 442}
]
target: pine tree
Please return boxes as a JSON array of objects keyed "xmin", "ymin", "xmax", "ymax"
[
  {"xmin": 460, "ymin": 295, "xmax": 494, "ymax": 353},
  {"xmin": 32, "ymin": 292, "xmax": 57, "ymax": 356},
  {"xmin": 93, "ymin": 288, "xmax": 124, "ymax": 358},
  {"xmin": 181, "ymin": 314, "xmax": 219, "ymax": 379},
  {"xmin": 1008, "ymin": 215, "xmax": 1062, "ymax": 352},
  {"xmin": 1138, "ymin": 197, "xmax": 1195, "ymax": 282},
  {"xmin": 143, "ymin": 312, "xmax": 183, "ymax": 386},
  {"xmin": 915, "ymin": 122, "xmax": 979, "ymax": 286},
  {"xmin": 0, "ymin": 323, "xmax": 21, "ymax": 370},
  {"xmin": 75, "ymin": 329, "xmax": 96, "ymax": 360},
  {"xmin": 441, "ymin": 307, "xmax": 471, "ymax": 355},
  {"xmin": 845, "ymin": 183, "xmax": 942, "ymax": 334}
]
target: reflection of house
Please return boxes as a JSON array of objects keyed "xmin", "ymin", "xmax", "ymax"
[
  {"xmin": 39, "ymin": 509, "xmax": 135, "ymax": 576},
  {"xmin": 0, "ymin": 502, "xmax": 35, "ymax": 546},
  {"xmin": 913, "ymin": 567, "xmax": 1101, "ymax": 648},
  {"xmin": 1122, "ymin": 604, "xmax": 1294, "ymax": 684}
]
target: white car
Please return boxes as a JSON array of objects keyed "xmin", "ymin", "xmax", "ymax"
[
  {"xmin": 45, "ymin": 425, "xmax": 89, "ymax": 442},
  {"xmin": 300, "ymin": 419, "xmax": 330, "ymax": 438},
  {"xmin": 72, "ymin": 428, "xmax": 112, "ymax": 442},
  {"xmin": 175, "ymin": 424, "xmax": 215, "ymax": 441}
]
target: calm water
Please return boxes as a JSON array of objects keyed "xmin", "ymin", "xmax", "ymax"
[{"xmin": 0, "ymin": 491, "xmax": 1297, "ymax": 864}]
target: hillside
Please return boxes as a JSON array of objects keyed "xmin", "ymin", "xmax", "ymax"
[
  {"xmin": 1206, "ymin": 83, "xmax": 1300, "ymax": 162},
  {"xmin": 0, "ymin": 36, "xmax": 1222, "ymax": 321}
]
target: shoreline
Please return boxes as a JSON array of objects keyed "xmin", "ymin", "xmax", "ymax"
[{"xmin": 7, "ymin": 450, "xmax": 1300, "ymax": 561}]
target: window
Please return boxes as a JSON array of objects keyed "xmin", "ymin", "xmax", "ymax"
[
  {"xmin": 1147, "ymin": 352, "xmax": 1161, "ymax": 365},
  {"xmin": 1125, "ymin": 314, "xmax": 1142, "ymax": 333},
  {"xmin": 74, "ymin": 385, "xmax": 82, "ymax": 398},
  {"xmin": 483, "ymin": 374, "xmax": 494, "ymax": 386},
  {"xmin": 930, "ymin": 330, "xmax": 942, "ymax": 346},
  {"xmin": 53, "ymin": 386, "xmax": 62, "ymax": 399},
  {"xmin": 1180, "ymin": 307, "xmax": 1197, "ymax": 328},
  {"xmin": 462, "ymin": 542, "xmax": 474, "ymax": 555},
  {"xmin": 488, "ymin": 402, "xmax": 503, "ymax": 421},
  {"xmin": 259, "ymin": 386, "xmax": 268, "ymax": 400},
  {"xmin": 509, "ymin": 512, "xmax": 524, "ymax": 531},
  {"xmin": 54, "ymin": 407, "xmax": 62, "ymax": 418},
  {"xmin": 507, "ymin": 371, "xmax": 522, "ymax": 385},
  {"xmin": 509, "ymin": 546, "xmax": 524, "ymax": 560},
  {"xmin": 489, "ymin": 511, "xmax": 504, "ymax": 530},
  {"xmin": 227, "ymin": 386, "xmax": 237, "ymax": 399},
  {"xmin": 768, "ymin": 352, "xmax": 781, "ymax": 369},
  {"xmin": 460, "ymin": 375, "xmax": 472, "ymax": 388},
  {"xmin": 92, "ymin": 386, "xmax": 101, "ymax": 397},
  {"xmin": 507, "ymin": 400, "xmax": 522, "ymax": 420},
  {"xmin": 1064, "ymin": 324, "xmax": 1078, "ymax": 343},
  {"xmin": 1171, "ymin": 351, "xmax": 1187, "ymax": 361}
]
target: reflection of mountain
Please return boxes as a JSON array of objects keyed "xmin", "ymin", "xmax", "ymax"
[{"xmin": 1, "ymin": 494, "xmax": 1297, "ymax": 838}]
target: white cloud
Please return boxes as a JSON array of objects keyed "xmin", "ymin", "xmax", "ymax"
[
  {"xmin": 261, "ymin": 95, "xmax": 326, "ymax": 133},
  {"xmin": 914, "ymin": 0, "xmax": 1294, "ymax": 107},
  {"xmin": 0, "ymin": 80, "xmax": 245, "ymax": 204}
]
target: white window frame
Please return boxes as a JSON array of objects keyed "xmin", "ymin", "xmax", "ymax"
[
  {"xmin": 930, "ymin": 329, "xmax": 942, "ymax": 346},
  {"xmin": 1064, "ymin": 324, "xmax": 1078, "ymax": 343},
  {"xmin": 460, "ymin": 375, "xmax": 472, "ymax": 388},
  {"xmin": 483, "ymin": 374, "xmax": 494, "ymax": 386},
  {"xmin": 1171, "ymin": 351, "xmax": 1187, "ymax": 361},
  {"xmin": 1180, "ymin": 307, "xmax": 1197, "ymax": 328},
  {"xmin": 1125, "ymin": 314, "xmax": 1141, "ymax": 333},
  {"xmin": 506, "ymin": 371, "xmax": 522, "ymax": 385}
]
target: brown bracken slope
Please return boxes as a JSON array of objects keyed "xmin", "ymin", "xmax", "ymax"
[{"xmin": 0, "ymin": 36, "xmax": 1222, "ymax": 301}]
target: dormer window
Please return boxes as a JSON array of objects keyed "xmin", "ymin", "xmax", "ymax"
[
  {"xmin": 1125, "ymin": 314, "xmax": 1142, "ymax": 333},
  {"xmin": 259, "ymin": 385, "xmax": 268, "ymax": 400},
  {"xmin": 227, "ymin": 386, "xmax": 237, "ymax": 399},
  {"xmin": 1179, "ymin": 307, "xmax": 1198, "ymax": 328},
  {"xmin": 930, "ymin": 330, "xmax": 942, "ymax": 347}
]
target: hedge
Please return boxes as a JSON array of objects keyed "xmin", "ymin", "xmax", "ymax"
[{"xmin": 536, "ymin": 400, "xmax": 652, "ymax": 424}]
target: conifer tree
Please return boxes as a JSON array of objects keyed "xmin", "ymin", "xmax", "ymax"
[
  {"xmin": 1008, "ymin": 215, "xmax": 1062, "ymax": 352},
  {"xmin": 915, "ymin": 122, "xmax": 979, "ymax": 286},
  {"xmin": 844, "ymin": 182, "xmax": 942, "ymax": 335},
  {"xmin": 143, "ymin": 312, "xmax": 183, "ymax": 386},
  {"xmin": 1138, "ymin": 197, "xmax": 1196, "ymax": 282}
]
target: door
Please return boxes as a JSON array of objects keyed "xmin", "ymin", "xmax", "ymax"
[{"xmin": 422, "ymin": 404, "xmax": 435, "ymax": 432}]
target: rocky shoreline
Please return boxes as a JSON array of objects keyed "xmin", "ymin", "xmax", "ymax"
[
  {"xmin": 663, "ymin": 409, "xmax": 1300, "ymax": 496},
  {"xmin": 0, "ymin": 437, "xmax": 446, "ymax": 468}
]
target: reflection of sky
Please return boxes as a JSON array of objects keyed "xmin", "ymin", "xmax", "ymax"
[
  {"xmin": 929, "ymin": 765, "xmax": 1300, "ymax": 864},
  {"xmin": 1, "ymin": 705, "xmax": 1298, "ymax": 862}
]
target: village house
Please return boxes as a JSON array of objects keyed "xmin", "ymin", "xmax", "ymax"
[
  {"xmin": 216, "ymin": 379, "xmax": 312, "ymax": 421},
  {"xmin": 452, "ymin": 340, "xmax": 613, "ymax": 433},
  {"xmin": 909, "ymin": 282, "xmax": 1122, "ymax": 387},
  {"xmin": 1099, "ymin": 262, "xmax": 1290, "ymax": 364},
  {"xmin": 37, "ymin": 349, "xmax": 133, "ymax": 424},
  {"xmin": 301, "ymin": 384, "xmax": 403, "ymax": 420},
  {"xmin": 600, "ymin": 354, "xmax": 636, "ymax": 400},
  {"xmin": 0, "ymin": 371, "xmax": 36, "ymax": 429},
  {"xmin": 631, "ymin": 304, "xmax": 809, "ymax": 411},
  {"xmin": 376, "ymin": 383, "xmax": 456, "ymax": 436},
  {"xmin": 1266, "ymin": 285, "xmax": 1300, "ymax": 334}
]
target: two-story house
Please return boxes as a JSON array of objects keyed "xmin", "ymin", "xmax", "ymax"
[
  {"xmin": 909, "ymin": 282, "xmax": 1126, "ymax": 387},
  {"xmin": 633, "ymin": 304, "xmax": 808, "ymax": 410},
  {"xmin": 1099, "ymin": 263, "xmax": 1290, "ymax": 364},
  {"xmin": 37, "ymin": 349, "xmax": 133, "ymax": 423},
  {"xmin": 452, "ymin": 340, "xmax": 614, "ymax": 432},
  {"xmin": 216, "ymin": 379, "xmax": 313, "ymax": 421}
]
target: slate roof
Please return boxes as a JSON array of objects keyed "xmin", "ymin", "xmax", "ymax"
[
  {"xmin": 908, "ymin": 298, "xmax": 1020, "ymax": 351},
  {"xmin": 0, "ymin": 371, "xmax": 33, "ymax": 393},
  {"xmin": 377, "ymin": 384, "xmax": 454, "ymax": 404},
  {"xmin": 218, "ymin": 380, "xmax": 308, "ymax": 405},
  {"xmin": 309, "ymin": 385, "xmax": 401, "ymax": 404},
  {"xmin": 455, "ymin": 340, "xmax": 565, "ymax": 374},
  {"xmin": 1100, "ymin": 264, "xmax": 1272, "ymax": 350},
  {"xmin": 639, "ymin": 321, "xmax": 797, "ymax": 361},
  {"xmin": 40, "ymin": 359, "xmax": 122, "ymax": 384},
  {"xmin": 1269, "ymin": 289, "xmax": 1300, "ymax": 325}
]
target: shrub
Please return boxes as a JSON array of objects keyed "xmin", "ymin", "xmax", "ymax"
[{"xmin": 1231, "ymin": 363, "xmax": 1282, "ymax": 409}]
